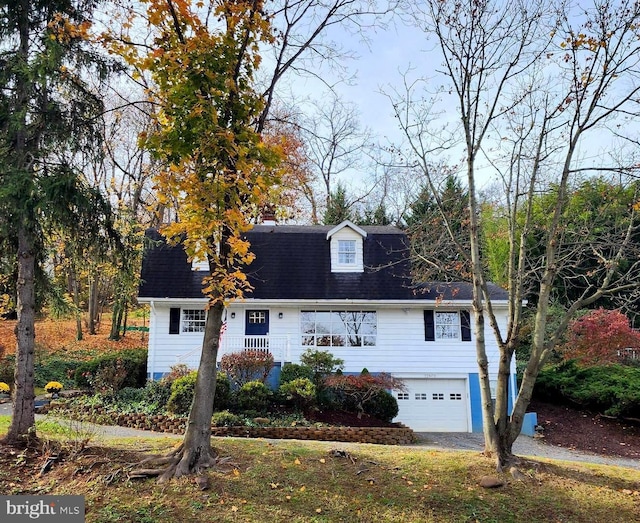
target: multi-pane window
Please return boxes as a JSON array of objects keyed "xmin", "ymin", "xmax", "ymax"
[
  {"xmin": 182, "ymin": 309, "xmax": 206, "ymax": 333},
  {"xmin": 338, "ymin": 240, "xmax": 356, "ymax": 264},
  {"xmin": 435, "ymin": 311, "xmax": 461, "ymax": 340},
  {"xmin": 248, "ymin": 311, "xmax": 267, "ymax": 324},
  {"xmin": 301, "ymin": 311, "xmax": 376, "ymax": 348}
]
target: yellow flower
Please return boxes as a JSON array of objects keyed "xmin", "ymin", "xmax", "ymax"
[
  {"xmin": 45, "ymin": 381, "xmax": 63, "ymax": 392},
  {"xmin": 0, "ymin": 382, "xmax": 10, "ymax": 393}
]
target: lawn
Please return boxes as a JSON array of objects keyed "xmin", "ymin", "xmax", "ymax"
[{"xmin": 0, "ymin": 416, "xmax": 639, "ymax": 522}]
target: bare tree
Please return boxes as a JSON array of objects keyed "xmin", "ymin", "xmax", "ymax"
[
  {"xmin": 300, "ymin": 95, "xmax": 373, "ymax": 222},
  {"xmin": 395, "ymin": 0, "xmax": 640, "ymax": 469}
]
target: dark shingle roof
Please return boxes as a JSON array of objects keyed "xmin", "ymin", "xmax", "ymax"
[{"xmin": 138, "ymin": 225, "xmax": 509, "ymax": 302}]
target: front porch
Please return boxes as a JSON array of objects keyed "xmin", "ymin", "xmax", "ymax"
[{"xmin": 175, "ymin": 335, "xmax": 292, "ymax": 369}]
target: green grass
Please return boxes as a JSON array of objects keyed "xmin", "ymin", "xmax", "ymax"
[{"xmin": 0, "ymin": 415, "xmax": 639, "ymax": 522}]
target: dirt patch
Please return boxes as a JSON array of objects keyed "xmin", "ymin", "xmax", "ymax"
[{"xmin": 531, "ymin": 400, "xmax": 640, "ymax": 459}]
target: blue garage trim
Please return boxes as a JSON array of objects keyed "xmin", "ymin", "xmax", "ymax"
[
  {"xmin": 469, "ymin": 373, "xmax": 524, "ymax": 434},
  {"xmin": 468, "ymin": 373, "xmax": 483, "ymax": 433}
]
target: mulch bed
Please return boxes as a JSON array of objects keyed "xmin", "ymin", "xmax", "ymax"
[{"xmin": 531, "ymin": 399, "xmax": 640, "ymax": 459}]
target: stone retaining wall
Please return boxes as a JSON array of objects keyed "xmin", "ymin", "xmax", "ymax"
[{"xmin": 43, "ymin": 403, "xmax": 416, "ymax": 445}]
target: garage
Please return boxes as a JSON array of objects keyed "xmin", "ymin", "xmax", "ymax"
[{"xmin": 392, "ymin": 378, "xmax": 469, "ymax": 432}]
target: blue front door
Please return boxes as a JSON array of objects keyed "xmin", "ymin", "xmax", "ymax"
[{"xmin": 245, "ymin": 310, "xmax": 269, "ymax": 336}]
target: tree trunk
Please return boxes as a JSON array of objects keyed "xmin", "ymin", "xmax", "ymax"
[
  {"xmin": 5, "ymin": 225, "xmax": 37, "ymax": 445},
  {"xmin": 67, "ymin": 262, "xmax": 83, "ymax": 341},
  {"xmin": 109, "ymin": 301, "xmax": 123, "ymax": 340},
  {"xmin": 88, "ymin": 275, "xmax": 99, "ymax": 335},
  {"xmin": 150, "ymin": 300, "xmax": 223, "ymax": 481}
]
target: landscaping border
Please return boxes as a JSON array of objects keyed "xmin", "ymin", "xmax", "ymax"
[{"xmin": 41, "ymin": 403, "xmax": 416, "ymax": 445}]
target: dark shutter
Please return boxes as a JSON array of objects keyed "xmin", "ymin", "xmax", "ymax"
[
  {"xmin": 424, "ymin": 310, "xmax": 435, "ymax": 341},
  {"xmin": 169, "ymin": 307, "xmax": 180, "ymax": 334},
  {"xmin": 460, "ymin": 310, "xmax": 472, "ymax": 341}
]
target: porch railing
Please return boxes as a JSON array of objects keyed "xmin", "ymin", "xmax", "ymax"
[{"xmin": 176, "ymin": 335, "xmax": 291, "ymax": 369}]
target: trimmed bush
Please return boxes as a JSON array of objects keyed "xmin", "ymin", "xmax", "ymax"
[
  {"xmin": 279, "ymin": 377, "xmax": 316, "ymax": 410},
  {"xmin": 212, "ymin": 410, "xmax": 244, "ymax": 427},
  {"xmin": 536, "ymin": 361, "xmax": 640, "ymax": 418},
  {"xmin": 166, "ymin": 371, "xmax": 197, "ymax": 416},
  {"xmin": 279, "ymin": 363, "xmax": 313, "ymax": 385},
  {"xmin": 213, "ymin": 371, "xmax": 232, "ymax": 411},
  {"xmin": 238, "ymin": 380, "xmax": 271, "ymax": 412},
  {"xmin": 73, "ymin": 348, "xmax": 147, "ymax": 391},
  {"xmin": 363, "ymin": 389, "xmax": 399, "ymax": 422}
]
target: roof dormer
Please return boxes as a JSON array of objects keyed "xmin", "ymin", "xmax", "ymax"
[{"xmin": 326, "ymin": 220, "xmax": 367, "ymax": 273}]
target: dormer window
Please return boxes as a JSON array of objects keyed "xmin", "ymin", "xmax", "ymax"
[
  {"xmin": 338, "ymin": 240, "xmax": 356, "ymax": 264},
  {"xmin": 327, "ymin": 220, "xmax": 367, "ymax": 273}
]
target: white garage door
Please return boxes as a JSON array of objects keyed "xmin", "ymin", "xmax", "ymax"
[{"xmin": 393, "ymin": 379, "xmax": 469, "ymax": 432}]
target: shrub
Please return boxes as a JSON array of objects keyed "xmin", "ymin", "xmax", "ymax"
[
  {"xmin": 212, "ymin": 410, "xmax": 244, "ymax": 427},
  {"xmin": 238, "ymin": 380, "xmax": 271, "ymax": 412},
  {"xmin": 279, "ymin": 377, "xmax": 316, "ymax": 410},
  {"xmin": 220, "ymin": 350, "xmax": 274, "ymax": 388},
  {"xmin": 299, "ymin": 349, "xmax": 344, "ymax": 390},
  {"xmin": 213, "ymin": 371, "xmax": 232, "ymax": 412},
  {"xmin": 73, "ymin": 348, "xmax": 147, "ymax": 391},
  {"xmin": 117, "ymin": 387, "xmax": 147, "ymax": 404},
  {"xmin": 35, "ymin": 358, "xmax": 79, "ymax": 388},
  {"xmin": 363, "ymin": 389, "xmax": 399, "ymax": 422},
  {"xmin": 325, "ymin": 372, "xmax": 405, "ymax": 418},
  {"xmin": 279, "ymin": 363, "xmax": 313, "ymax": 385},
  {"xmin": 536, "ymin": 361, "xmax": 640, "ymax": 418},
  {"xmin": 166, "ymin": 371, "xmax": 197, "ymax": 416},
  {"xmin": 144, "ymin": 379, "xmax": 173, "ymax": 411},
  {"xmin": 160, "ymin": 363, "xmax": 193, "ymax": 384}
]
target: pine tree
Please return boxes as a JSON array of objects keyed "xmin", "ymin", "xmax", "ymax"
[{"xmin": 0, "ymin": 0, "xmax": 116, "ymax": 445}]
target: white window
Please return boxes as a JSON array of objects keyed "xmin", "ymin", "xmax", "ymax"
[
  {"xmin": 435, "ymin": 311, "xmax": 461, "ymax": 340},
  {"xmin": 182, "ymin": 309, "xmax": 206, "ymax": 332},
  {"xmin": 248, "ymin": 311, "xmax": 267, "ymax": 324},
  {"xmin": 338, "ymin": 240, "xmax": 356, "ymax": 264},
  {"xmin": 300, "ymin": 310, "xmax": 377, "ymax": 348}
]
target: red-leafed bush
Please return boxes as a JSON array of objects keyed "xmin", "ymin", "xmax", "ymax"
[
  {"xmin": 324, "ymin": 371, "xmax": 405, "ymax": 419},
  {"xmin": 562, "ymin": 308, "xmax": 640, "ymax": 366},
  {"xmin": 220, "ymin": 349, "xmax": 274, "ymax": 387}
]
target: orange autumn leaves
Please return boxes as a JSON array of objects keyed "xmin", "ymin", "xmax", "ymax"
[{"xmin": 118, "ymin": 0, "xmax": 285, "ymax": 305}]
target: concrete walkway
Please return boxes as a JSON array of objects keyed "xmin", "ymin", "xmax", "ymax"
[{"xmin": 1, "ymin": 401, "xmax": 638, "ymax": 470}]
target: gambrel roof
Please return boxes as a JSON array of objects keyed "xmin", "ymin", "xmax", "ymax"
[{"xmin": 138, "ymin": 223, "xmax": 509, "ymax": 302}]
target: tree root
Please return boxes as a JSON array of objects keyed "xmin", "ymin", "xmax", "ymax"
[{"xmin": 129, "ymin": 443, "xmax": 223, "ymax": 482}]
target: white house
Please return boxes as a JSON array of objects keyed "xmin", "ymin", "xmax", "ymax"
[{"xmin": 137, "ymin": 220, "xmax": 518, "ymax": 432}]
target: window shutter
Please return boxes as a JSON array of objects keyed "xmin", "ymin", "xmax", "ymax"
[
  {"xmin": 460, "ymin": 310, "xmax": 472, "ymax": 341},
  {"xmin": 424, "ymin": 310, "xmax": 435, "ymax": 341},
  {"xmin": 169, "ymin": 307, "xmax": 180, "ymax": 335}
]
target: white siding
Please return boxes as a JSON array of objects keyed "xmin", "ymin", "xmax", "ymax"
[
  {"xmin": 146, "ymin": 302, "xmax": 511, "ymax": 379},
  {"xmin": 147, "ymin": 302, "xmax": 207, "ymax": 377}
]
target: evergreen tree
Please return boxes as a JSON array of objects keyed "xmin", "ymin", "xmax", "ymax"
[
  {"xmin": 323, "ymin": 183, "xmax": 353, "ymax": 224},
  {"xmin": 405, "ymin": 174, "xmax": 471, "ymax": 281},
  {"xmin": 0, "ymin": 0, "xmax": 116, "ymax": 444}
]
